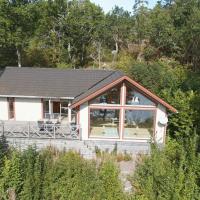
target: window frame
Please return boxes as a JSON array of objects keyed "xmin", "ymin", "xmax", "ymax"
[
  {"xmin": 88, "ymin": 82, "xmax": 157, "ymax": 140},
  {"xmin": 122, "ymin": 108, "xmax": 156, "ymax": 140},
  {"xmin": 88, "ymin": 106, "xmax": 121, "ymax": 139},
  {"xmin": 125, "ymin": 82, "xmax": 156, "ymax": 107},
  {"xmin": 89, "ymin": 84, "xmax": 122, "ymax": 106}
]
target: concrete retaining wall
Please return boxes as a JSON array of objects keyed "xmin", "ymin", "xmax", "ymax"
[{"xmin": 6, "ymin": 137, "xmax": 151, "ymax": 159}]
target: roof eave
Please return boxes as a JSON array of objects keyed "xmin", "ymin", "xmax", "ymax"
[
  {"xmin": 70, "ymin": 75, "xmax": 178, "ymax": 113},
  {"xmin": 0, "ymin": 95, "xmax": 74, "ymax": 100}
]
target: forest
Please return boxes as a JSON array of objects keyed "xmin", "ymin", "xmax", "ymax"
[{"xmin": 0, "ymin": 0, "xmax": 200, "ymax": 199}]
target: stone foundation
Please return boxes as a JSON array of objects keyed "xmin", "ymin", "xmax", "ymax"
[{"xmin": 6, "ymin": 137, "xmax": 151, "ymax": 159}]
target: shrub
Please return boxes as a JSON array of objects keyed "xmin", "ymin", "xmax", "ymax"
[
  {"xmin": 116, "ymin": 152, "xmax": 132, "ymax": 162},
  {"xmin": 49, "ymin": 151, "xmax": 102, "ymax": 200},
  {"xmin": 0, "ymin": 134, "xmax": 9, "ymax": 167},
  {"xmin": 0, "ymin": 151, "xmax": 22, "ymax": 199},
  {"xmin": 98, "ymin": 160, "xmax": 125, "ymax": 200},
  {"xmin": 131, "ymin": 134, "xmax": 200, "ymax": 200}
]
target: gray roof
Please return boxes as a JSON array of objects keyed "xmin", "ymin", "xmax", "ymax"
[
  {"xmin": 73, "ymin": 70, "xmax": 123, "ymax": 104},
  {"xmin": 0, "ymin": 67, "xmax": 124, "ymax": 100}
]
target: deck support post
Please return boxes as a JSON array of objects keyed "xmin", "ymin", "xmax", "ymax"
[
  {"xmin": 68, "ymin": 102, "xmax": 72, "ymax": 123},
  {"xmin": 49, "ymin": 99, "xmax": 52, "ymax": 117},
  {"xmin": 53, "ymin": 125, "xmax": 56, "ymax": 138}
]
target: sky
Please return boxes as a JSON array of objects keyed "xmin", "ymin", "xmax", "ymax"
[{"xmin": 90, "ymin": 0, "xmax": 158, "ymax": 13}]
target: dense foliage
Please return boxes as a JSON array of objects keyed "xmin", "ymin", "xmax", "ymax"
[
  {"xmin": 0, "ymin": 146, "xmax": 126, "ymax": 200},
  {"xmin": 0, "ymin": 0, "xmax": 199, "ymax": 70},
  {"xmin": 131, "ymin": 136, "xmax": 200, "ymax": 200}
]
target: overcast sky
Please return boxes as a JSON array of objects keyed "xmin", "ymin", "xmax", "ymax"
[{"xmin": 90, "ymin": 0, "xmax": 158, "ymax": 13}]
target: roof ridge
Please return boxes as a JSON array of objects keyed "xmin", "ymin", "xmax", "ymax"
[{"xmin": 5, "ymin": 66, "xmax": 116, "ymax": 72}]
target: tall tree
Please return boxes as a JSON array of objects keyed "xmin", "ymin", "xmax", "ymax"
[
  {"xmin": 0, "ymin": 0, "xmax": 40, "ymax": 67},
  {"xmin": 105, "ymin": 6, "xmax": 133, "ymax": 67},
  {"xmin": 133, "ymin": 0, "xmax": 149, "ymax": 44}
]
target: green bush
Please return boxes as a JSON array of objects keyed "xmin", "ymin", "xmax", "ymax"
[
  {"xmin": 0, "ymin": 147, "xmax": 126, "ymax": 200},
  {"xmin": 0, "ymin": 151, "xmax": 22, "ymax": 200},
  {"xmin": 98, "ymin": 160, "xmax": 125, "ymax": 200},
  {"xmin": 50, "ymin": 151, "xmax": 101, "ymax": 200},
  {"xmin": 131, "ymin": 134, "xmax": 200, "ymax": 200},
  {"xmin": 0, "ymin": 135, "xmax": 9, "ymax": 167}
]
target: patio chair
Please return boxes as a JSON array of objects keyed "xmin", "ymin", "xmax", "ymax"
[
  {"xmin": 37, "ymin": 120, "xmax": 45, "ymax": 131},
  {"xmin": 45, "ymin": 121, "xmax": 54, "ymax": 132}
]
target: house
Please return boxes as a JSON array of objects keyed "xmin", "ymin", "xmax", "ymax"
[{"xmin": 0, "ymin": 67, "xmax": 177, "ymax": 153}]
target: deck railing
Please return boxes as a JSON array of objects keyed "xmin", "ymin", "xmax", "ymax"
[
  {"xmin": 0, "ymin": 121, "xmax": 80, "ymax": 140},
  {"xmin": 44, "ymin": 113, "xmax": 60, "ymax": 120}
]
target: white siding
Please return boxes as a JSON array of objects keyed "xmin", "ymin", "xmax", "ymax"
[
  {"xmin": 0, "ymin": 97, "xmax": 8, "ymax": 120},
  {"xmin": 15, "ymin": 98, "xmax": 42, "ymax": 121},
  {"xmin": 155, "ymin": 104, "xmax": 167, "ymax": 144},
  {"xmin": 79, "ymin": 102, "xmax": 89, "ymax": 140}
]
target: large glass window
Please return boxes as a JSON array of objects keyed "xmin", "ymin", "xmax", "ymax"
[
  {"xmin": 124, "ymin": 110, "xmax": 154, "ymax": 139},
  {"xmin": 90, "ymin": 85, "xmax": 121, "ymax": 105},
  {"xmin": 90, "ymin": 109, "xmax": 120, "ymax": 138},
  {"xmin": 126, "ymin": 85, "xmax": 155, "ymax": 106},
  {"xmin": 88, "ymin": 82, "xmax": 157, "ymax": 140}
]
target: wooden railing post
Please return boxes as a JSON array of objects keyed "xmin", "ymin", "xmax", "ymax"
[
  {"xmin": 53, "ymin": 125, "xmax": 56, "ymax": 139},
  {"xmin": 28, "ymin": 122, "xmax": 30, "ymax": 138},
  {"xmin": 79, "ymin": 125, "xmax": 81, "ymax": 140}
]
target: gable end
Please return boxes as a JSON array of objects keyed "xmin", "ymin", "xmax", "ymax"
[{"xmin": 71, "ymin": 76, "xmax": 177, "ymax": 113}]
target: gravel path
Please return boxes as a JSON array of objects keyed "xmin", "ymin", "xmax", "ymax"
[{"xmin": 118, "ymin": 155, "xmax": 137, "ymax": 192}]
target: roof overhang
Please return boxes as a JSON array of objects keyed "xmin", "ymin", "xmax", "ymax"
[
  {"xmin": 0, "ymin": 95, "xmax": 74, "ymax": 100},
  {"xmin": 71, "ymin": 75, "xmax": 177, "ymax": 113}
]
